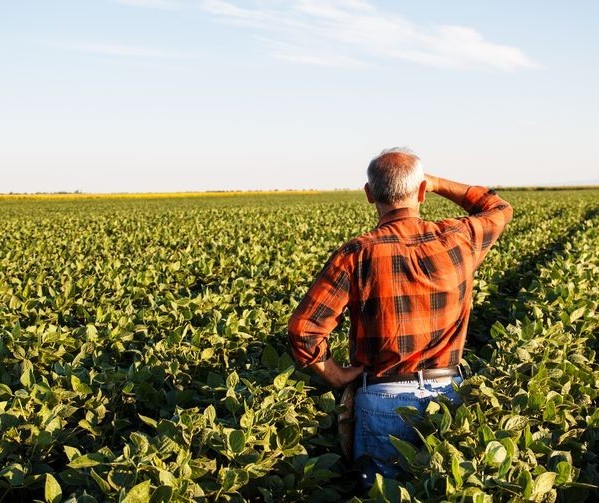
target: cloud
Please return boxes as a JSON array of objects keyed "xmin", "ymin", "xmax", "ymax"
[
  {"xmin": 200, "ymin": 0, "xmax": 538, "ymax": 71},
  {"xmin": 255, "ymin": 36, "xmax": 365, "ymax": 68},
  {"xmin": 44, "ymin": 41, "xmax": 194, "ymax": 60},
  {"xmin": 115, "ymin": 0, "xmax": 182, "ymax": 8}
]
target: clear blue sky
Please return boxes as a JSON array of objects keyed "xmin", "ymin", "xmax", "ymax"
[{"xmin": 1, "ymin": 0, "xmax": 598, "ymax": 192}]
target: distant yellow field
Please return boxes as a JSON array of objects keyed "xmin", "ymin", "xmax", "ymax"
[{"xmin": 0, "ymin": 190, "xmax": 325, "ymax": 200}]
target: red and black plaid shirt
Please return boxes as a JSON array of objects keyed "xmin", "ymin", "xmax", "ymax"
[{"xmin": 288, "ymin": 186, "xmax": 513, "ymax": 376}]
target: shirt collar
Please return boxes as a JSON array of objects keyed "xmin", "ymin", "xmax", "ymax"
[{"xmin": 377, "ymin": 207, "xmax": 421, "ymax": 227}]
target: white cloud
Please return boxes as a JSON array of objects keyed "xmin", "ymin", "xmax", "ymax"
[
  {"xmin": 200, "ymin": 0, "xmax": 276, "ymax": 25},
  {"xmin": 115, "ymin": 0, "xmax": 181, "ymax": 8},
  {"xmin": 200, "ymin": 0, "xmax": 538, "ymax": 71},
  {"xmin": 256, "ymin": 36, "xmax": 365, "ymax": 68},
  {"xmin": 44, "ymin": 41, "xmax": 194, "ymax": 60}
]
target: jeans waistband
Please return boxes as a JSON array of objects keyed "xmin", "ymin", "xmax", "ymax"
[{"xmin": 363, "ymin": 366, "xmax": 462, "ymax": 389}]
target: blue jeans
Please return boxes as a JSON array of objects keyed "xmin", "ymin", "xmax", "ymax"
[{"xmin": 353, "ymin": 376, "xmax": 462, "ymax": 484}]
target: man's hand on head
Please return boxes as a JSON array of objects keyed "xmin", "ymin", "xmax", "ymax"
[
  {"xmin": 309, "ymin": 359, "xmax": 364, "ymax": 389},
  {"xmin": 424, "ymin": 174, "xmax": 438, "ymax": 193},
  {"xmin": 423, "ymin": 174, "xmax": 475, "ymax": 209}
]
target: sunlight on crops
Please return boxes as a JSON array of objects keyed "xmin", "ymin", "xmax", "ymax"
[{"xmin": 0, "ymin": 189, "xmax": 598, "ymax": 501}]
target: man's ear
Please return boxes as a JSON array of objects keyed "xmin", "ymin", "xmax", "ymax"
[
  {"xmin": 364, "ymin": 183, "xmax": 375, "ymax": 203},
  {"xmin": 417, "ymin": 179, "xmax": 427, "ymax": 203}
]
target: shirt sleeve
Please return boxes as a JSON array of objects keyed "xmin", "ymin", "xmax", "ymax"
[
  {"xmin": 461, "ymin": 186, "xmax": 513, "ymax": 268},
  {"xmin": 288, "ymin": 249, "xmax": 351, "ymax": 367}
]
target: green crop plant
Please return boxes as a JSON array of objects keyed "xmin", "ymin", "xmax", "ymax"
[{"xmin": 0, "ymin": 189, "xmax": 598, "ymax": 502}]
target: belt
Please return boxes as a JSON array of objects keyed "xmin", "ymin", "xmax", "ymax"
[{"xmin": 366, "ymin": 366, "xmax": 461, "ymax": 386}]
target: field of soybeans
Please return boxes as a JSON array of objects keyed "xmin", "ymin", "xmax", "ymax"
[{"xmin": 1, "ymin": 188, "xmax": 598, "ymax": 503}]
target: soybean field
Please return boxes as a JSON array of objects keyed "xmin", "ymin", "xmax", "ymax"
[{"xmin": 1, "ymin": 189, "xmax": 598, "ymax": 502}]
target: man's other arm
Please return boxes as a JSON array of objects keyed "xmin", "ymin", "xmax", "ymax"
[
  {"xmin": 309, "ymin": 358, "xmax": 364, "ymax": 389},
  {"xmin": 288, "ymin": 252, "xmax": 363, "ymax": 388}
]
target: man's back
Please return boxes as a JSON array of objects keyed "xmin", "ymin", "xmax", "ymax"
[{"xmin": 289, "ymin": 185, "xmax": 512, "ymax": 376}]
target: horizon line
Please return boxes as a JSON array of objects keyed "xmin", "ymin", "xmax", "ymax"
[{"xmin": 2, "ymin": 184, "xmax": 599, "ymax": 199}]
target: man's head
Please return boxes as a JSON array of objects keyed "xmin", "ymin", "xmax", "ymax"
[{"xmin": 366, "ymin": 147, "xmax": 425, "ymax": 206}]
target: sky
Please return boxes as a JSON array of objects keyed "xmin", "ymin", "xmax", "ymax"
[{"xmin": 1, "ymin": 0, "xmax": 598, "ymax": 193}]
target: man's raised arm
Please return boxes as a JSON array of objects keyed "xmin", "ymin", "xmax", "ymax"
[
  {"xmin": 425, "ymin": 174, "xmax": 478, "ymax": 210},
  {"xmin": 425, "ymin": 173, "xmax": 513, "ymax": 265}
]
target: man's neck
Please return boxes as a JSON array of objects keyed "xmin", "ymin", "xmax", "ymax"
[{"xmin": 375, "ymin": 200, "xmax": 420, "ymax": 219}]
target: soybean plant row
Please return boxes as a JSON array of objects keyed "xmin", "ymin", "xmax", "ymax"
[{"xmin": 0, "ymin": 190, "xmax": 597, "ymax": 502}]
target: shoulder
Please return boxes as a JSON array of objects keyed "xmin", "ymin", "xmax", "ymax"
[
  {"xmin": 333, "ymin": 227, "xmax": 405, "ymax": 263},
  {"xmin": 431, "ymin": 217, "xmax": 469, "ymax": 234}
]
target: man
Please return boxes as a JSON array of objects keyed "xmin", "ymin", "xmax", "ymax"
[{"xmin": 288, "ymin": 147, "xmax": 513, "ymax": 481}]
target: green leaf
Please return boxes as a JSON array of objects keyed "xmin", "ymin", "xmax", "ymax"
[
  {"xmin": 221, "ymin": 469, "xmax": 250, "ymax": 492},
  {"xmin": 90, "ymin": 469, "xmax": 112, "ymax": 495},
  {"xmin": 64, "ymin": 446, "xmax": 81, "ymax": 462},
  {"xmin": 276, "ymin": 425, "xmax": 300, "ymax": 451},
  {"xmin": 273, "ymin": 366, "xmax": 294, "ymax": 390},
  {"xmin": 122, "ymin": 480, "xmax": 152, "ymax": 503},
  {"xmin": 67, "ymin": 453, "xmax": 104, "ymax": 469},
  {"xmin": 439, "ymin": 402, "xmax": 452, "ymax": 435},
  {"xmin": 497, "ymin": 454, "xmax": 512, "ymax": 478},
  {"xmin": 569, "ymin": 307, "xmax": 585, "ymax": 322},
  {"xmin": 37, "ymin": 430, "xmax": 53, "ymax": 448},
  {"xmin": 200, "ymin": 347, "xmax": 214, "ymax": 360},
  {"xmin": 71, "ymin": 375, "xmax": 92, "ymax": 396},
  {"xmin": 522, "ymin": 424, "xmax": 533, "ymax": 449},
  {"xmin": 138, "ymin": 414, "xmax": 157, "ymax": 429},
  {"xmin": 485, "ymin": 441, "xmax": 507, "ymax": 466},
  {"xmin": 367, "ymin": 472, "xmax": 412, "ymax": 502},
  {"xmin": 518, "ymin": 468, "xmax": 533, "ymax": 498},
  {"xmin": 45, "ymin": 473, "xmax": 62, "ymax": 503},
  {"xmin": 225, "ymin": 394, "xmax": 241, "ymax": 413},
  {"xmin": 278, "ymin": 352, "xmax": 295, "ymax": 371},
  {"xmin": 228, "ymin": 429, "xmax": 246, "ymax": 454},
  {"xmin": 543, "ymin": 400, "xmax": 557, "ymax": 422},
  {"xmin": 314, "ymin": 453, "xmax": 340, "ymax": 470},
  {"xmin": 532, "ymin": 471, "xmax": 556, "ymax": 498},
  {"xmin": 149, "ymin": 485, "xmax": 174, "ymax": 503},
  {"xmin": 204, "ymin": 405, "xmax": 216, "ymax": 425},
  {"xmin": 240, "ymin": 409, "xmax": 254, "ymax": 429},
  {"xmin": 503, "ymin": 415, "xmax": 529, "ymax": 431},
  {"xmin": 226, "ymin": 371, "xmax": 239, "ymax": 389},
  {"xmin": 318, "ymin": 391, "xmax": 336, "ymax": 412},
  {"xmin": 499, "ymin": 437, "xmax": 517, "ymax": 459},
  {"xmin": 555, "ymin": 461, "xmax": 571, "ymax": 486},
  {"xmin": 0, "ymin": 463, "xmax": 25, "ymax": 487},
  {"xmin": 389, "ymin": 435, "xmax": 417, "ymax": 464},
  {"xmin": 425, "ymin": 400, "xmax": 441, "ymax": 415},
  {"xmin": 157, "ymin": 469, "xmax": 177, "ymax": 487},
  {"xmin": 9, "ymin": 295, "xmax": 20, "ymax": 310},
  {"xmin": 451, "ymin": 456, "xmax": 463, "ymax": 488},
  {"xmin": 86, "ymin": 324, "xmax": 98, "ymax": 340},
  {"xmin": 479, "ymin": 425, "xmax": 495, "ymax": 443},
  {"xmin": 20, "ymin": 359, "xmax": 35, "ymax": 388},
  {"xmin": 460, "ymin": 487, "xmax": 490, "ymax": 502},
  {"xmin": 530, "ymin": 440, "xmax": 552, "ymax": 455},
  {"xmin": 0, "ymin": 383, "xmax": 12, "ymax": 400},
  {"xmin": 261, "ymin": 344, "xmax": 279, "ymax": 369}
]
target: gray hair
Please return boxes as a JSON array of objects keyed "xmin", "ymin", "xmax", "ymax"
[{"xmin": 367, "ymin": 147, "xmax": 424, "ymax": 204}]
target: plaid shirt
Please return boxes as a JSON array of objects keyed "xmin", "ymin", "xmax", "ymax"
[{"xmin": 288, "ymin": 186, "xmax": 513, "ymax": 376}]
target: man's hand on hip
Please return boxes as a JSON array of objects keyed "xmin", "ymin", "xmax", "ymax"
[{"xmin": 309, "ymin": 358, "xmax": 364, "ymax": 388}]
